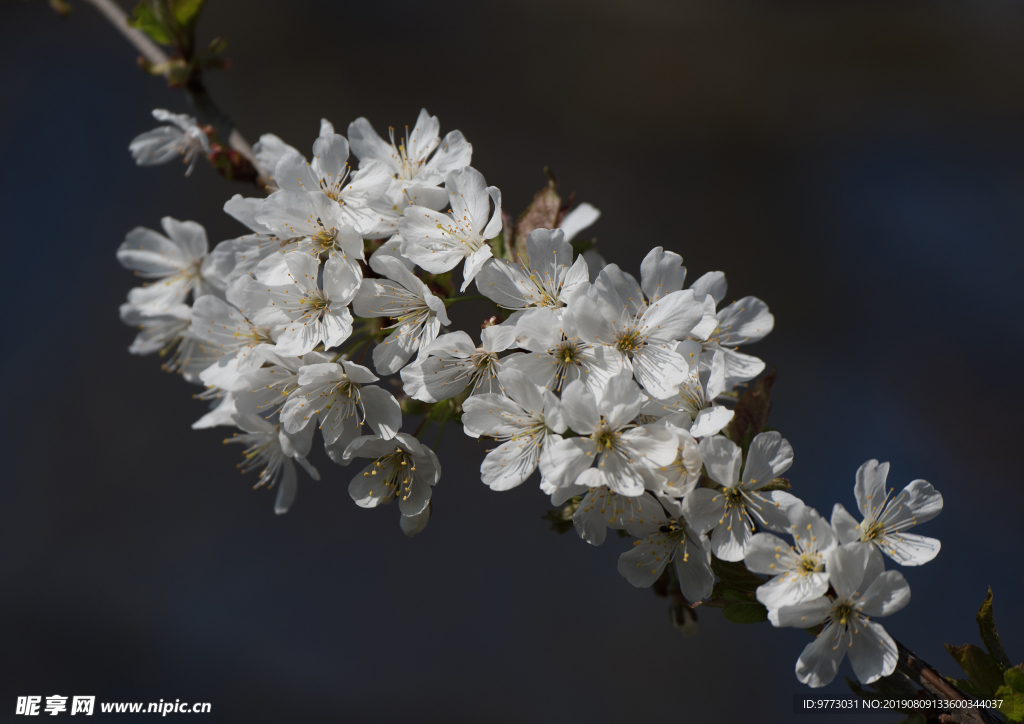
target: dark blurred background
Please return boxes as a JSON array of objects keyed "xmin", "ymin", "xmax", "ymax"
[{"xmin": 2, "ymin": 0, "xmax": 1023, "ymax": 721}]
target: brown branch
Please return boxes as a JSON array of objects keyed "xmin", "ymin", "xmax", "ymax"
[
  {"xmin": 81, "ymin": 0, "xmax": 271, "ymax": 189},
  {"xmin": 894, "ymin": 639, "xmax": 1004, "ymax": 724}
]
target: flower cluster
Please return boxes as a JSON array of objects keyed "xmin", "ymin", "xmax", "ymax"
[{"xmin": 119, "ymin": 108, "xmax": 944, "ymax": 689}]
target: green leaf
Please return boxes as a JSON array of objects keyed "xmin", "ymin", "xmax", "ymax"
[
  {"xmin": 1006, "ymin": 665, "xmax": 1024, "ymax": 694},
  {"xmin": 977, "ymin": 587, "xmax": 1013, "ymax": 669},
  {"xmin": 995, "ymin": 685, "xmax": 1024, "ymax": 722},
  {"xmin": 951, "ymin": 678, "xmax": 986, "ymax": 698},
  {"xmin": 945, "ymin": 643, "xmax": 1005, "ymax": 697},
  {"xmin": 171, "ymin": 0, "xmax": 205, "ymax": 27},
  {"xmin": 725, "ymin": 371, "xmax": 776, "ymax": 451},
  {"xmin": 711, "ymin": 556, "xmax": 767, "ymax": 592},
  {"xmin": 722, "ymin": 599, "xmax": 768, "ymax": 624},
  {"xmin": 129, "ymin": 2, "xmax": 171, "ymax": 45}
]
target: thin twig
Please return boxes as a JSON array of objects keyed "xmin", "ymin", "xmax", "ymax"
[{"xmin": 82, "ymin": 0, "xmax": 271, "ymax": 189}]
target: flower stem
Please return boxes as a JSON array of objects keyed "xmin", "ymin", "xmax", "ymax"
[
  {"xmin": 81, "ymin": 0, "xmax": 270, "ymax": 189},
  {"xmin": 433, "ymin": 416, "xmax": 448, "ymax": 449},
  {"xmin": 412, "ymin": 416, "xmax": 430, "ymax": 439},
  {"xmin": 330, "ymin": 335, "xmax": 369, "ymax": 362},
  {"xmin": 442, "ymin": 294, "xmax": 490, "ymax": 307}
]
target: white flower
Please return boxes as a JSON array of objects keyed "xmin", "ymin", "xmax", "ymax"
[
  {"xmin": 117, "ymin": 218, "xmax": 226, "ymax": 312},
  {"xmin": 745, "ymin": 504, "xmax": 838, "ymax": 611},
  {"xmin": 639, "ymin": 341, "xmax": 734, "ymax": 438},
  {"xmin": 234, "ymin": 350, "xmax": 331, "ymax": 420},
  {"xmin": 193, "ymin": 392, "xmax": 237, "ymax": 430},
  {"xmin": 474, "ymin": 228, "xmax": 589, "ymax": 316},
  {"xmin": 461, "ymin": 368, "xmax": 566, "ymax": 491},
  {"xmin": 254, "ymin": 188, "xmax": 366, "ymax": 283},
  {"xmin": 251, "ymin": 118, "xmax": 333, "ymax": 185},
  {"xmin": 161, "ymin": 330, "xmax": 230, "ymax": 385},
  {"xmin": 189, "ymin": 289, "xmax": 273, "ymax": 372},
  {"xmin": 119, "ymin": 302, "xmax": 191, "ymax": 355},
  {"xmin": 570, "ymin": 264, "xmax": 706, "ymax": 398},
  {"xmin": 346, "ymin": 432, "xmax": 441, "ymax": 520},
  {"xmin": 682, "ymin": 432, "xmax": 799, "ymax": 561},
  {"xmin": 209, "ymin": 195, "xmax": 300, "ymax": 283},
  {"xmin": 351, "ymin": 255, "xmax": 451, "ymax": 375},
  {"xmin": 544, "ymin": 375, "xmax": 678, "ymax": 497},
  {"xmin": 573, "ymin": 489, "xmax": 665, "ymax": 546},
  {"xmin": 224, "ymin": 413, "xmax": 319, "ymax": 515},
  {"xmin": 771, "ymin": 543, "xmax": 910, "ymax": 687},
  {"xmin": 616, "ymin": 496, "xmax": 715, "ymax": 602},
  {"xmin": 689, "ymin": 275, "xmax": 774, "ymax": 391},
  {"xmin": 646, "ymin": 427, "xmax": 703, "ymax": 498},
  {"xmin": 831, "ymin": 460, "xmax": 943, "ymax": 566},
  {"xmin": 280, "ymin": 360, "xmax": 401, "ymax": 459},
  {"xmin": 398, "ymin": 166, "xmax": 502, "ymax": 291},
  {"xmin": 504, "ymin": 307, "xmax": 625, "ymax": 394},
  {"xmin": 247, "ymin": 251, "xmax": 360, "ymax": 357},
  {"xmin": 400, "ymin": 325, "xmax": 517, "ymax": 403},
  {"xmin": 267, "ymin": 131, "xmax": 394, "ymax": 236},
  {"xmin": 129, "ymin": 109, "xmax": 210, "ymax": 176},
  {"xmin": 348, "ymin": 108, "xmax": 471, "ymax": 209}
]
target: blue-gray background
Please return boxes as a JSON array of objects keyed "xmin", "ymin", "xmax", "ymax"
[{"xmin": 1, "ymin": 1, "xmax": 1023, "ymax": 722}]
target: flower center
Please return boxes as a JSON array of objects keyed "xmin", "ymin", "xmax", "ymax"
[
  {"xmin": 364, "ymin": 447, "xmax": 417, "ymax": 501},
  {"xmin": 313, "ymin": 225, "xmax": 337, "ymax": 252},
  {"xmin": 861, "ymin": 520, "xmax": 886, "ymax": 541},
  {"xmin": 798, "ymin": 553, "xmax": 824, "ymax": 575},
  {"xmin": 558, "ymin": 342, "xmax": 580, "ymax": 365},
  {"xmin": 594, "ymin": 427, "xmax": 619, "ymax": 450},
  {"xmin": 831, "ymin": 602, "xmax": 855, "ymax": 627},
  {"xmin": 616, "ymin": 328, "xmax": 644, "ymax": 355}
]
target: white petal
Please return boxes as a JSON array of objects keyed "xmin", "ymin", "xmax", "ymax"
[
  {"xmin": 878, "ymin": 532, "xmax": 941, "ymax": 566},
  {"xmin": 795, "ymin": 622, "xmax": 848, "ymax": 687},
  {"xmin": 597, "ymin": 374, "xmax": 644, "ymax": 430},
  {"xmin": 831, "ymin": 503, "xmax": 861, "ymax": 545},
  {"xmin": 858, "ymin": 570, "xmax": 911, "ymax": 618},
  {"xmin": 714, "ymin": 295, "xmax": 774, "ymax": 346},
  {"xmin": 560, "ymin": 379, "xmax": 600, "ymax": 434},
  {"xmin": 847, "ymin": 619, "xmax": 898, "ymax": 685},
  {"xmin": 274, "ymin": 461, "xmax": 298, "ymax": 514},
  {"xmin": 697, "ymin": 435, "xmax": 742, "ymax": 488},
  {"xmin": 825, "ymin": 543, "xmax": 875, "ymax": 601},
  {"xmin": 640, "ymin": 247, "xmax": 687, "ymax": 303},
  {"xmin": 756, "ymin": 572, "xmax": 830, "ymax": 610},
  {"xmin": 854, "ymin": 459, "xmax": 890, "ymax": 520},
  {"xmin": 481, "ymin": 437, "xmax": 541, "ymax": 491},
  {"xmin": 544, "ymin": 437, "xmax": 598, "ymax": 489},
  {"xmin": 360, "ymin": 385, "xmax": 401, "ymax": 440},
  {"xmin": 617, "ymin": 532, "xmax": 674, "ymax": 587},
  {"xmin": 689, "ymin": 271, "xmax": 727, "ymax": 305},
  {"xmin": 741, "ymin": 431, "xmax": 794, "ymax": 489},
  {"xmin": 673, "ymin": 536, "xmax": 715, "ymax": 602},
  {"xmin": 769, "ymin": 596, "xmax": 832, "ymax": 628},
  {"xmin": 559, "ymin": 202, "xmax": 600, "ymax": 242},
  {"xmin": 681, "ymin": 487, "xmax": 726, "ymax": 534}
]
